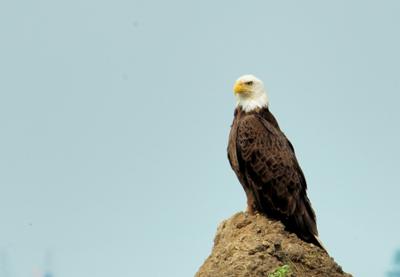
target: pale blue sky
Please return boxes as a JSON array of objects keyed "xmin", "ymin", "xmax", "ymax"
[{"xmin": 0, "ymin": 1, "xmax": 399, "ymax": 276}]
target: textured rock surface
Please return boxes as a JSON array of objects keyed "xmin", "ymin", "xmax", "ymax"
[{"xmin": 195, "ymin": 212, "xmax": 352, "ymax": 277}]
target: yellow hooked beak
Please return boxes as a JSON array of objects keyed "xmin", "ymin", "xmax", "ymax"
[{"xmin": 233, "ymin": 82, "xmax": 248, "ymax": 95}]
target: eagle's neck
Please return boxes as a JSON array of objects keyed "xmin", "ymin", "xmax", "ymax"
[
  {"xmin": 235, "ymin": 106, "xmax": 281, "ymax": 131},
  {"xmin": 236, "ymin": 92, "xmax": 268, "ymax": 113}
]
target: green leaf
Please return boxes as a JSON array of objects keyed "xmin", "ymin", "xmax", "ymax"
[{"xmin": 268, "ymin": 265, "xmax": 291, "ymax": 277}]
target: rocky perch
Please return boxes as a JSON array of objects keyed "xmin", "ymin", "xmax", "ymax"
[{"xmin": 195, "ymin": 212, "xmax": 352, "ymax": 277}]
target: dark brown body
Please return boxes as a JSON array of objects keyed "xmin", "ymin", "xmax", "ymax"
[{"xmin": 228, "ymin": 107, "xmax": 323, "ymax": 248}]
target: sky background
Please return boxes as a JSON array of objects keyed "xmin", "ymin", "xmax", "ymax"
[{"xmin": 0, "ymin": 0, "xmax": 399, "ymax": 276}]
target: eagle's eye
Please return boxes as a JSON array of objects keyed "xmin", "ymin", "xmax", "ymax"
[{"xmin": 245, "ymin": 81, "xmax": 254, "ymax": 86}]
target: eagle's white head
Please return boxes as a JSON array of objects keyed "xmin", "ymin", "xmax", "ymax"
[{"xmin": 233, "ymin": 74, "xmax": 268, "ymax": 112}]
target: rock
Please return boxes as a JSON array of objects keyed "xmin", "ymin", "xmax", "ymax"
[{"xmin": 195, "ymin": 212, "xmax": 352, "ymax": 277}]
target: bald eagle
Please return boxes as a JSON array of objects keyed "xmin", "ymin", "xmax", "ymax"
[{"xmin": 227, "ymin": 75, "xmax": 324, "ymax": 249}]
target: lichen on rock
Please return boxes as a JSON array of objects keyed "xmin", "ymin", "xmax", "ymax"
[{"xmin": 195, "ymin": 212, "xmax": 352, "ymax": 277}]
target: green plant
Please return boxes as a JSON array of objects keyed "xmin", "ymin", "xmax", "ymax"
[{"xmin": 268, "ymin": 265, "xmax": 291, "ymax": 277}]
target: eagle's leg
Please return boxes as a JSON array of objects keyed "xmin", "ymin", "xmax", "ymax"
[{"xmin": 246, "ymin": 192, "xmax": 256, "ymax": 215}]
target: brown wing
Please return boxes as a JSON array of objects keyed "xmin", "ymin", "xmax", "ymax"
[{"xmin": 236, "ymin": 114, "xmax": 319, "ymax": 244}]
